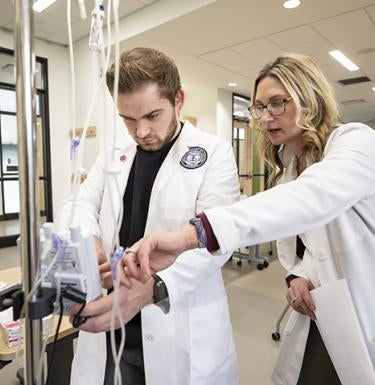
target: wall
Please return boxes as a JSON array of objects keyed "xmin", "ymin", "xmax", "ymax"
[{"xmin": 217, "ymin": 89, "xmax": 233, "ymax": 143}]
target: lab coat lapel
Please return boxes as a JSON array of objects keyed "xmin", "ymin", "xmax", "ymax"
[
  {"xmin": 101, "ymin": 142, "xmax": 136, "ymax": 255},
  {"xmin": 148, "ymin": 122, "xmax": 196, "ymax": 215}
]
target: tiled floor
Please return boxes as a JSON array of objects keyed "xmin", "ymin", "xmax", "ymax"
[
  {"xmin": 224, "ymin": 255, "xmax": 290, "ymax": 385},
  {"xmin": 0, "ymin": 245, "xmax": 290, "ymax": 385}
]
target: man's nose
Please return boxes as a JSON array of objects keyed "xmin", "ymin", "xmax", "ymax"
[{"xmin": 136, "ymin": 121, "xmax": 150, "ymax": 139}]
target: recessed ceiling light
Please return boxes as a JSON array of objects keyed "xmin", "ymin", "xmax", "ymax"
[
  {"xmin": 372, "ymin": 86, "xmax": 375, "ymax": 92},
  {"xmin": 33, "ymin": 0, "xmax": 57, "ymax": 13},
  {"xmin": 283, "ymin": 0, "xmax": 301, "ymax": 9},
  {"xmin": 228, "ymin": 82, "xmax": 237, "ymax": 87},
  {"xmin": 329, "ymin": 50, "xmax": 359, "ymax": 71}
]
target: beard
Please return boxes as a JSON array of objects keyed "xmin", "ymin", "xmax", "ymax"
[{"xmin": 138, "ymin": 115, "xmax": 179, "ymax": 152}]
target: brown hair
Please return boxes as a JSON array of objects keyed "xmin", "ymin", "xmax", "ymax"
[
  {"xmin": 252, "ymin": 53, "xmax": 341, "ymax": 185},
  {"xmin": 106, "ymin": 47, "xmax": 181, "ymax": 105}
]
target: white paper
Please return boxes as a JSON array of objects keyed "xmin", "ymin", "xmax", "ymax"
[{"xmin": 311, "ymin": 279, "xmax": 375, "ymax": 385}]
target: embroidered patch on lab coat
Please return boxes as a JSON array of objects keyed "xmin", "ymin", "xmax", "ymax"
[{"xmin": 180, "ymin": 147, "xmax": 207, "ymax": 169}]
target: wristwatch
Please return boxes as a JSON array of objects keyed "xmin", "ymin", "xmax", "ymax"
[
  {"xmin": 189, "ymin": 217, "xmax": 207, "ymax": 248},
  {"xmin": 152, "ymin": 274, "xmax": 170, "ymax": 314}
]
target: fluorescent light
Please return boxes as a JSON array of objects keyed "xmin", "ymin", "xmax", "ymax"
[
  {"xmin": 329, "ymin": 50, "xmax": 359, "ymax": 71},
  {"xmin": 33, "ymin": 0, "xmax": 57, "ymax": 13},
  {"xmin": 228, "ymin": 82, "xmax": 237, "ymax": 87},
  {"xmin": 283, "ymin": 0, "xmax": 301, "ymax": 9}
]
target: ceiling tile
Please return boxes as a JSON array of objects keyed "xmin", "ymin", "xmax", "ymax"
[
  {"xmin": 34, "ymin": 12, "xmax": 66, "ymax": 37},
  {"xmin": 365, "ymin": 5, "xmax": 375, "ymax": 22},
  {"xmin": 231, "ymin": 38, "xmax": 283, "ymax": 59},
  {"xmin": 283, "ymin": 40, "xmax": 336, "ymax": 60},
  {"xmin": 331, "ymin": 82, "xmax": 363, "ymax": 102},
  {"xmin": 312, "ymin": 9, "xmax": 374, "ymax": 42},
  {"xmin": 200, "ymin": 49, "xmax": 254, "ymax": 75},
  {"xmin": 0, "ymin": 1, "xmax": 13, "ymax": 27},
  {"xmin": 268, "ymin": 25, "xmax": 322, "ymax": 49},
  {"xmin": 356, "ymin": 51, "xmax": 375, "ymax": 79},
  {"xmin": 324, "ymin": 25, "xmax": 375, "ymax": 55},
  {"xmin": 43, "ymin": 0, "xmax": 83, "ymax": 23},
  {"xmin": 319, "ymin": 60, "xmax": 366, "ymax": 81}
]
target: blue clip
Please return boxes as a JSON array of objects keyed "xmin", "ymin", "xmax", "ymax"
[
  {"xmin": 70, "ymin": 137, "xmax": 80, "ymax": 160},
  {"xmin": 110, "ymin": 246, "xmax": 124, "ymax": 281},
  {"xmin": 52, "ymin": 233, "xmax": 66, "ymax": 264}
]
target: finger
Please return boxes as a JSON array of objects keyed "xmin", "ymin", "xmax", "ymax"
[
  {"xmin": 297, "ymin": 304, "xmax": 315, "ymax": 320},
  {"xmin": 99, "ymin": 261, "xmax": 111, "ymax": 273},
  {"xmin": 286, "ymin": 288, "xmax": 297, "ymax": 305},
  {"xmin": 301, "ymin": 288, "xmax": 316, "ymax": 312},
  {"xmin": 126, "ymin": 258, "xmax": 143, "ymax": 280},
  {"xmin": 136, "ymin": 242, "xmax": 152, "ymax": 277},
  {"xmin": 122, "ymin": 253, "xmax": 146, "ymax": 282},
  {"xmin": 101, "ymin": 272, "xmax": 113, "ymax": 289},
  {"xmin": 120, "ymin": 266, "xmax": 134, "ymax": 288}
]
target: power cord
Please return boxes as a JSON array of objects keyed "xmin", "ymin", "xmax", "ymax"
[{"xmin": 45, "ymin": 296, "xmax": 63, "ymax": 385}]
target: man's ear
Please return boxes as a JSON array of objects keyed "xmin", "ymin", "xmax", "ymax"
[{"xmin": 175, "ymin": 89, "xmax": 185, "ymax": 113}]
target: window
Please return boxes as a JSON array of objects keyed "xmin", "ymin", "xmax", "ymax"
[
  {"xmin": 0, "ymin": 47, "xmax": 52, "ymax": 247},
  {"xmin": 232, "ymin": 93, "xmax": 266, "ymax": 195}
]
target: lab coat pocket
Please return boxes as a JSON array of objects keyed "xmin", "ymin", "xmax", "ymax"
[{"xmin": 190, "ymin": 296, "xmax": 235, "ymax": 381}]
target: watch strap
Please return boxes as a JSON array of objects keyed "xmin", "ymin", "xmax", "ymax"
[{"xmin": 189, "ymin": 217, "xmax": 207, "ymax": 248}]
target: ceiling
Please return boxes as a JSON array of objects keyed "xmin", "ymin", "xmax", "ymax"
[
  {"xmin": 0, "ymin": 0, "xmax": 157, "ymax": 45},
  {"xmin": 139, "ymin": 0, "xmax": 375, "ymax": 124},
  {"xmin": 1, "ymin": 0, "xmax": 375, "ymax": 124}
]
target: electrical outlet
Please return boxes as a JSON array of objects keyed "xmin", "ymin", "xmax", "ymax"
[
  {"xmin": 86, "ymin": 126, "xmax": 96, "ymax": 137},
  {"xmin": 69, "ymin": 126, "xmax": 96, "ymax": 138}
]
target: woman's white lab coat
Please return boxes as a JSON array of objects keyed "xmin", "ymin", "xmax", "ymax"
[
  {"xmin": 205, "ymin": 122, "xmax": 375, "ymax": 384},
  {"xmin": 58, "ymin": 121, "xmax": 241, "ymax": 385}
]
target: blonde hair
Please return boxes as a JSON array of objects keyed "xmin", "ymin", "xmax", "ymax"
[
  {"xmin": 252, "ymin": 53, "xmax": 340, "ymax": 185},
  {"xmin": 106, "ymin": 47, "xmax": 181, "ymax": 105}
]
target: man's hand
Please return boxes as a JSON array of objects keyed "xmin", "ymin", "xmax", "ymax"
[
  {"xmin": 70, "ymin": 276, "xmax": 154, "ymax": 332},
  {"xmin": 121, "ymin": 224, "xmax": 199, "ymax": 288},
  {"xmin": 94, "ymin": 236, "xmax": 113, "ymax": 289},
  {"xmin": 286, "ymin": 277, "xmax": 316, "ymax": 320}
]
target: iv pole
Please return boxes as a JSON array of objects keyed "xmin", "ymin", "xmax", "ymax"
[{"xmin": 14, "ymin": 0, "xmax": 44, "ymax": 383}]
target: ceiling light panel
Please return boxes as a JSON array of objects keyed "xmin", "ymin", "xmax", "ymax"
[
  {"xmin": 283, "ymin": 0, "xmax": 301, "ymax": 9},
  {"xmin": 33, "ymin": 0, "xmax": 58, "ymax": 13},
  {"xmin": 329, "ymin": 50, "xmax": 359, "ymax": 71}
]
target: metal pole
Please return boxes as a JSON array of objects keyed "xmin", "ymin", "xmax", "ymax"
[{"xmin": 14, "ymin": 1, "xmax": 44, "ymax": 384}]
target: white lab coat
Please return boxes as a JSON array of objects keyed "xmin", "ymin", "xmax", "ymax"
[
  {"xmin": 58, "ymin": 121, "xmax": 241, "ymax": 385},
  {"xmin": 205, "ymin": 123, "xmax": 375, "ymax": 384}
]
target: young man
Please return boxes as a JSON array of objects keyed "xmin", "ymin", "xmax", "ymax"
[{"xmin": 59, "ymin": 47, "xmax": 240, "ymax": 385}]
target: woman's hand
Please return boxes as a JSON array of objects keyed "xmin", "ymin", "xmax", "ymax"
[
  {"xmin": 120, "ymin": 224, "xmax": 199, "ymax": 288},
  {"xmin": 287, "ymin": 277, "xmax": 316, "ymax": 320}
]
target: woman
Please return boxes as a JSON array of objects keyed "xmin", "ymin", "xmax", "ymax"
[{"xmin": 116, "ymin": 54, "xmax": 375, "ymax": 384}]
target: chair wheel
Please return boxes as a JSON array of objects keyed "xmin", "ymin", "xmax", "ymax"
[
  {"xmin": 268, "ymin": 250, "xmax": 273, "ymax": 256},
  {"xmin": 237, "ymin": 260, "xmax": 242, "ymax": 266},
  {"xmin": 263, "ymin": 261, "xmax": 269, "ymax": 268},
  {"xmin": 257, "ymin": 263, "xmax": 264, "ymax": 270},
  {"xmin": 272, "ymin": 332, "xmax": 280, "ymax": 341}
]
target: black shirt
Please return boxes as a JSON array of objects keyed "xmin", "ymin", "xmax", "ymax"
[{"xmin": 113, "ymin": 126, "xmax": 182, "ymax": 367}]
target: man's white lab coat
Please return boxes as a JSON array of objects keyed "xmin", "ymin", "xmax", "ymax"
[{"xmin": 59, "ymin": 121, "xmax": 241, "ymax": 385}]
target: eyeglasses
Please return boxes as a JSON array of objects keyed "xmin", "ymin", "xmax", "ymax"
[{"xmin": 248, "ymin": 97, "xmax": 292, "ymax": 120}]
